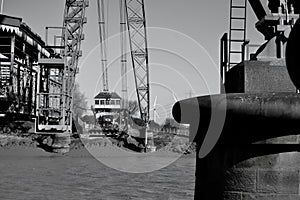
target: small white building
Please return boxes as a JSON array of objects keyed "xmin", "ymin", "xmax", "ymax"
[{"xmin": 94, "ymin": 91, "xmax": 121, "ymax": 119}]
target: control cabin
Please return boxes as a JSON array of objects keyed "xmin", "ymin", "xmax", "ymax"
[{"xmin": 94, "ymin": 91, "xmax": 121, "ymax": 119}]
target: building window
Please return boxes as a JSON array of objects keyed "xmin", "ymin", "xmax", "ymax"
[
  {"xmin": 116, "ymin": 100, "xmax": 121, "ymax": 105},
  {"xmin": 100, "ymin": 100, "xmax": 105, "ymax": 105},
  {"xmin": 106, "ymin": 99, "xmax": 110, "ymax": 105},
  {"xmin": 95, "ymin": 100, "xmax": 99, "ymax": 105},
  {"xmin": 110, "ymin": 100, "xmax": 115, "ymax": 105}
]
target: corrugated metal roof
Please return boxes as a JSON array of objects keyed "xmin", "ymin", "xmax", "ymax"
[{"xmin": 94, "ymin": 91, "xmax": 121, "ymax": 99}]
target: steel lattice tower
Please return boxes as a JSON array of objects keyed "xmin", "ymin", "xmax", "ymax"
[
  {"xmin": 61, "ymin": 0, "xmax": 88, "ymax": 131},
  {"xmin": 125, "ymin": 0, "xmax": 150, "ymax": 123},
  {"xmin": 37, "ymin": 0, "xmax": 88, "ymax": 132}
]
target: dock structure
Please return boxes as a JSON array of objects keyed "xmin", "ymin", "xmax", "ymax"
[
  {"xmin": 0, "ymin": 0, "xmax": 88, "ymax": 153},
  {"xmin": 0, "ymin": 14, "xmax": 51, "ymax": 120},
  {"xmin": 174, "ymin": 1, "xmax": 300, "ymax": 199}
]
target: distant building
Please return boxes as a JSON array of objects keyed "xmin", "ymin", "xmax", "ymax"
[{"xmin": 94, "ymin": 91, "xmax": 121, "ymax": 118}]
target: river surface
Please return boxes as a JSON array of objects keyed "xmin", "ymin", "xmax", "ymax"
[{"xmin": 0, "ymin": 146, "xmax": 195, "ymax": 200}]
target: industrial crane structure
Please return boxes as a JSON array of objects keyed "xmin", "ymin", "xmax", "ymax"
[
  {"xmin": 0, "ymin": 0, "xmax": 89, "ymax": 152},
  {"xmin": 93, "ymin": 0, "xmax": 152, "ymax": 150},
  {"xmin": 97, "ymin": 0, "xmax": 109, "ymax": 92},
  {"xmin": 96, "ymin": 0, "xmax": 150, "ymax": 124},
  {"xmin": 0, "ymin": 0, "xmax": 151, "ymax": 151},
  {"xmin": 37, "ymin": 0, "xmax": 89, "ymax": 133},
  {"xmin": 221, "ymin": 0, "xmax": 299, "ymax": 88},
  {"xmin": 125, "ymin": 0, "xmax": 150, "ymax": 124}
]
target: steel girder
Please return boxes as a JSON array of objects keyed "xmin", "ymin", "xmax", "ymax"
[
  {"xmin": 125, "ymin": 0, "xmax": 150, "ymax": 123},
  {"xmin": 61, "ymin": 0, "xmax": 88, "ymax": 131},
  {"xmin": 120, "ymin": 0, "xmax": 128, "ymax": 110},
  {"xmin": 97, "ymin": 0, "xmax": 109, "ymax": 92}
]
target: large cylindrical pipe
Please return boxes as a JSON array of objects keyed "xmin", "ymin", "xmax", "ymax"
[{"xmin": 173, "ymin": 93, "xmax": 300, "ymax": 145}]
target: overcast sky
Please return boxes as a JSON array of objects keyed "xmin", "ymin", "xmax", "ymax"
[{"xmin": 3, "ymin": 0, "xmax": 265, "ymax": 122}]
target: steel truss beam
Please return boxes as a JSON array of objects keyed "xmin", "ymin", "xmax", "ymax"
[
  {"xmin": 36, "ymin": 0, "xmax": 88, "ymax": 132},
  {"xmin": 125, "ymin": 0, "xmax": 150, "ymax": 123}
]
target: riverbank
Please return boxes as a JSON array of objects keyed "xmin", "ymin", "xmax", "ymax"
[
  {"xmin": 0, "ymin": 134, "xmax": 196, "ymax": 154},
  {"xmin": 0, "ymin": 135, "xmax": 37, "ymax": 148}
]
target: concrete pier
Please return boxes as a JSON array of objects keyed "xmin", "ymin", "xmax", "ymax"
[
  {"xmin": 172, "ymin": 14, "xmax": 300, "ymax": 200},
  {"xmin": 173, "ymin": 93, "xmax": 300, "ymax": 199}
]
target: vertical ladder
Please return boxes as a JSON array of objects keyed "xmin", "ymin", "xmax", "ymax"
[{"xmin": 228, "ymin": 0, "xmax": 247, "ymax": 69}]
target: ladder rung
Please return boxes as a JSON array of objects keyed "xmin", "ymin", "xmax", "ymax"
[
  {"xmin": 230, "ymin": 51, "xmax": 242, "ymax": 54},
  {"xmin": 231, "ymin": 28, "xmax": 245, "ymax": 31},
  {"xmin": 230, "ymin": 62, "xmax": 240, "ymax": 64},
  {"xmin": 231, "ymin": 17, "xmax": 246, "ymax": 20},
  {"xmin": 229, "ymin": 39, "xmax": 245, "ymax": 42},
  {"xmin": 232, "ymin": 6, "xmax": 246, "ymax": 9}
]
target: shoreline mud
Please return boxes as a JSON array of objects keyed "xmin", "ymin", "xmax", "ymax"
[{"xmin": 0, "ymin": 134, "xmax": 196, "ymax": 155}]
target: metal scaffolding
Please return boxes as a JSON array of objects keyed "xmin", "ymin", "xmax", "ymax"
[{"xmin": 37, "ymin": 0, "xmax": 88, "ymax": 132}]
